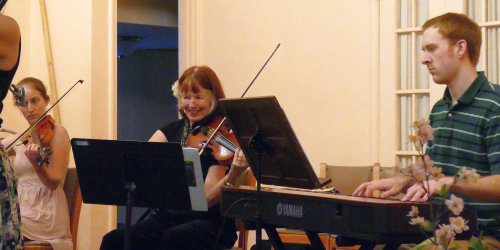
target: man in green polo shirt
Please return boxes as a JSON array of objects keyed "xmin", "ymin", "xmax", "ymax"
[{"xmin": 353, "ymin": 12, "xmax": 500, "ymax": 243}]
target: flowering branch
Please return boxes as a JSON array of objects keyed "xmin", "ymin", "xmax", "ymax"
[{"xmin": 397, "ymin": 119, "xmax": 483, "ymax": 249}]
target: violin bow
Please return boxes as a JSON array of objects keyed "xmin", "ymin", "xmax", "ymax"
[
  {"xmin": 5, "ymin": 79, "xmax": 83, "ymax": 152},
  {"xmin": 198, "ymin": 43, "xmax": 281, "ymax": 156}
]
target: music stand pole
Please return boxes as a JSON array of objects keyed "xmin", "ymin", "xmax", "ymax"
[
  {"xmin": 122, "ymin": 152, "xmax": 136, "ymax": 250},
  {"xmin": 124, "ymin": 181, "xmax": 136, "ymax": 250},
  {"xmin": 255, "ymin": 153, "xmax": 263, "ymax": 250},
  {"xmin": 249, "ymin": 132, "xmax": 268, "ymax": 250}
]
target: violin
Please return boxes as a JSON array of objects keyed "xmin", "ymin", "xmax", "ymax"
[
  {"xmin": 185, "ymin": 44, "xmax": 280, "ymax": 164},
  {"xmin": 19, "ymin": 115, "xmax": 55, "ymax": 166},
  {"xmin": 187, "ymin": 115, "xmax": 239, "ymax": 165}
]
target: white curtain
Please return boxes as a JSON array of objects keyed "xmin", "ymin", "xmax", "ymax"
[
  {"xmin": 400, "ymin": 0, "xmax": 411, "ymax": 28},
  {"xmin": 397, "ymin": 0, "xmax": 430, "ymax": 156},
  {"xmin": 468, "ymin": 0, "xmax": 483, "ymax": 22},
  {"xmin": 399, "ymin": 33, "xmax": 412, "ymax": 151},
  {"xmin": 399, "ymin": 95, "xmax": 413, "ymax": 151},
  {"xmin": 487, "ymin": 27, "xmax": 499, "ymax": 84},
  {"xmin": 416, "ymin": 0, "xmax": 429, "ymax": 26}
]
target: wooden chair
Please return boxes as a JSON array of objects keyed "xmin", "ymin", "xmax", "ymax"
[
  {"xmin": 319, "ymin": 163, "xmax": 375, "ymax": 195},
  {"xmin": 272, "ymin": 229, "xmax": 335, "ymax": 250},
  {"xmin": 24, "ymin": 167, "xmax": 82, "ymax": 250},
  {"xmin": 480, "ymin": 235, "xmax": 500, "ymax": 249}
]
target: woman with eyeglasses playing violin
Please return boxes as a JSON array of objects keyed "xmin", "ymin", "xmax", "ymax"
[
  {"xmin": 2, "ymin": 77, "xmax": 72, "ymax": 250},
  {"xmin": 100, "ymin": 65, "xmax": 249, "ymax": 250},
  {"xmin": 0, "ymin": 1, "xmax": 23, "ymax": 247}
]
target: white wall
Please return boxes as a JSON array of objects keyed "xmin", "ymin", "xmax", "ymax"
[{"xmin": 180, "ymin": 0, "xmax": 382, "ymax": 171}]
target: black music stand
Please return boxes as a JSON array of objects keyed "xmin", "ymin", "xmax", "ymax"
[
  {"xmin": 71, "ymin": 139, "xmax": 192, "ymax": 250},
  {"xmin": 218, "ymin": 96, "xmax": 322, "ymax": 189},
  {"xmin": 218, "ymin": 96, "xmax": 323, "ymax": 250}
]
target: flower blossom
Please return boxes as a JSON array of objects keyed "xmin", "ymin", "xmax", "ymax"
[
  {"xmin": 409, "ymin": 217, "xmax": 434, "ymax": 231},
  {"xmin": 449, "ymin": 216, "xmax": 469, "ymax": 234},
  {"xmin": 410, "ymin": 135, "xmax": 418, "ymax": 142},
  {"xmin": 418, "ymin": 155, "xmax": 434, "ymax": 170},
  {"xmin": 417, "ymin": 124, "xmax": 434, "ymax": 144},
  {"xmin": 408, "ymin": 155, "xmax": 435, "ymax": 181},
  {"xmin": 412, "ymin": 118, "xmax": 435, "ymax": 144},
  {"xmin": 397, "ymin": 162, "xmax": 414, "ymax": 176},
  {"xmin": 435, "ymin": 224, "xmax": 455, "ymax": 247},
  {"xmin": 428, "ymin": 166, "xmax": 445, "ymax": 180},
  {"xmin": 409, "ymin": 216, "xmax": 426, "ymax": 226},
  {"xmin": 407, "ymin": 206, "xmax": 419, "ymax": 217},
  {"xmin": 458, "ymin": 167, "xmax": 480, "ymax": 184},
  {"xmin": 445, "ymin": 194, "xmax": 464, "ymax": 216},
  {"xmin": 413, "ymin": 118, "xmax": 429, "ymax": 128}
]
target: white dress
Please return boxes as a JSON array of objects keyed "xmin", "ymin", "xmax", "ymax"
[{"xmin": 11, "ymin": 140, "xmax": 72, "ymax": 250}]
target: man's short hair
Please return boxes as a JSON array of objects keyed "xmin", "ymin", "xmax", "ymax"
[{"xmin": 422, "ymin": 12, "xmax": 482, "ymax": 66}]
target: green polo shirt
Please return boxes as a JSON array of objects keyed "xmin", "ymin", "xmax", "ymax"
[{"xmin": 426, "ymin": 72, "xmax": 500, "ymax": 233}]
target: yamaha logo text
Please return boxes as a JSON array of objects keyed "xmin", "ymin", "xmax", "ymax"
[{"xmin": 276, "ymin": 202, "xmax": 303, "ymax": 219}]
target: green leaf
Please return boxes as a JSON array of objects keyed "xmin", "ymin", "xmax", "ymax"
[
  {"xmin": 439, "ymin": 184, "xmax": 448, "ymax": 199},
  {"xmin": 467, "ymin": 236, "xmax": 488, "ymax": 250},
  {"xmin": 420, "ymin": 220, "xmax": 435, "ymax": 232},
  {"xmin": 410, "ymin": 239, "xmax": 433, "ymax": 250}
]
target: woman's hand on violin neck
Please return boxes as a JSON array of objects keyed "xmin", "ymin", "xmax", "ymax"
[
  {"xmin": 225, "ymin": 148, "xmax": 249, "ymax": 185},
  {"xmin": 24, "ymin": 143, "xmax": 42, "ymax": 165},
  {"xmin": 231, "ymin": 148, "xmax": 249, "ymax": 169}
]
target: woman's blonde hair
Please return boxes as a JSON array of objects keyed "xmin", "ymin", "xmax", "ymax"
[
  {"xmin": 172, "ymin": 65, "xmax": 225, "ymax": 118},
  {"xmin": 14, "ymin": 77, "xmax": 49, "ymax": 106}
]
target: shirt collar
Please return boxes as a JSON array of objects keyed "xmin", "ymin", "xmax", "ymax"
[
  {"xmin": 186, "ymin": 112, "xmax": 217, "ymax": 131},
  {"xmin": 442, "ymin": 71, "xmax": 488, "ymax": 105}
]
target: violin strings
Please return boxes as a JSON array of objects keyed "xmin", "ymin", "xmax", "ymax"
[
  {"xmin": 215, "ymin": 136, "xmax": 237, "ymax": 152},
  {"xmin": 215, "ymin": 135, "xmax": 238, "ymax": 152},
  {"xmin": 207, "ymin": 127, "xmax": 238, "ymax": 152}
]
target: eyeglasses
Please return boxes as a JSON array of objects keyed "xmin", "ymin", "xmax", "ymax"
[{"xmin": 181, "ymin": 94, "xmax": 210, "ymax": 104}]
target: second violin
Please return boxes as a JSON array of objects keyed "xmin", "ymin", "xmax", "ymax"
[{"xmin": 18, "ymin": 115, "xmax": 54, "ymax": 166}]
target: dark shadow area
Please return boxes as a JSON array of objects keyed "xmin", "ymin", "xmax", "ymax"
[{"xmin": 117, "ymin": 48, "xmax": 179, "ymax": 141}]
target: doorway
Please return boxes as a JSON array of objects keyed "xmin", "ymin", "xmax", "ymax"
[{"xmin": 116, "ymin": 0, "xmax": 179, "ymax": 227}]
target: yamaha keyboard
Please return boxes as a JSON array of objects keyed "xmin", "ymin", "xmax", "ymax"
[{"xmin": 221, "ymin": 186, "xmax": 478, "ymax": 250}]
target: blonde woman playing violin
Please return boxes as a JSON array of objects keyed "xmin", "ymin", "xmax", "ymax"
[
  {"xmin": 101, "ymin": 65, "xmax": 249, "ymax": 250},
  {"xmin": 2, "ymin": 77, "xmax": 72, "ymax": 250}
]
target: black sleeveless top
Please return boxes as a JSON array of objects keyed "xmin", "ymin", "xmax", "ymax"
[
  {"xmin": 0, "ymin": 40, "xmax": 21, "ymax": 127},
  {"xmin": 159, "ymin": 113, "xmax": 223, "ymax": 217}
]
